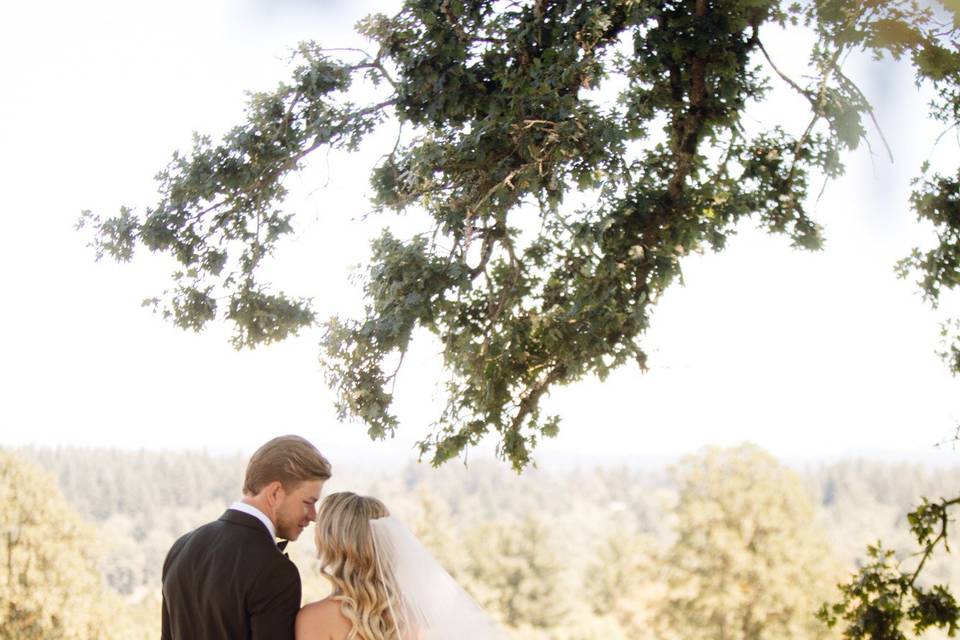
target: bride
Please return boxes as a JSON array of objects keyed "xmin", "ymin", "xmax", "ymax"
[{"xmin": 295, "ymin": 492, "xmax": 507, "ymax": 640}]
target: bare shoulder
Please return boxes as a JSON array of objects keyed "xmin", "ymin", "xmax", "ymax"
[{"xmin": 295, "ymin": 598, "xmax": 352, "ymax": 640}]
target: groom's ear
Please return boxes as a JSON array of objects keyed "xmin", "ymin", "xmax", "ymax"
[{"xmin": 263, "ymin": 480, "xmax": 285, "ymax": 505}]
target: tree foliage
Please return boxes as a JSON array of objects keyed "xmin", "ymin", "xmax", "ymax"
[
  {"xmin": 819, "ymin": 496, "xmax": 960, "ymax": 640},
  {"xmin": 659, "ymin": 444, "xmax": 842, "ymax": 640},
  {"xmin": 0, "ymin": 450, "xmax": 123, "ymax": 639},
  {"xmin": 82, "ymin": 0, "xmax": 960, "ymax": 471},
  {"xmin": 585, "ymin": 530, "xmax": 663, "ymax": 638},
  {"xmin": 460, "ymin": 516, "xmax": 570, "ymax": 631}
]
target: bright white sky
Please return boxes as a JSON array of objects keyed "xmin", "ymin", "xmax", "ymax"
[{"xmin": 1, "ymin": 0, "xmax": 959, "ymax": 467}]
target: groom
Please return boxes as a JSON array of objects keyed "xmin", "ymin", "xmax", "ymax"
[{"xmin": 161, "ymin": 435, "xmax": 331, "ymax": 639}]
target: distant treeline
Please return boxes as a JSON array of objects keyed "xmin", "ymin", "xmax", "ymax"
[
  {"xmin": 19, "ymin": 447, "xmax": 960, "ymax": 587},
  {"xmin": 12, "ymin": 446, "xmax": 960, "ymax": 640}
]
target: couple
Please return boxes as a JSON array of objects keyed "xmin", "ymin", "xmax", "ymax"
[{"xmin": 161, "ymin": 435, "xmax": 505, "ymax": 639}]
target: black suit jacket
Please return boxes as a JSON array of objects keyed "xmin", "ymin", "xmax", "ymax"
[{"xmin": 161, "ymin": 509, "xmax": 301, "ymax": 640}]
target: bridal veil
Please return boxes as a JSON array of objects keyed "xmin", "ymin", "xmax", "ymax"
[{"xmin": 369, "ymin": 516, "xmax": 507, "ymax": 640}]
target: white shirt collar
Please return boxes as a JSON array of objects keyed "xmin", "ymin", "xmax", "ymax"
[{"xmin": 229, "ymin": 501, "xmax": 276, "ymax": 540}]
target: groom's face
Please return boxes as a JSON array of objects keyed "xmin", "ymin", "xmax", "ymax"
[{"xmin": 275, "ymin": 479, "xmax": 324, "ymax": 541}]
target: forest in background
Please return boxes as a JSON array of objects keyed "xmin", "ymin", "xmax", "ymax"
[{"xmin": 3, "ymin": 445, "xmax": 958, "ymax": 639}]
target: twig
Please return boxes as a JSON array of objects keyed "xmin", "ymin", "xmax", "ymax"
[
  {"xmin": 507, "ymin": 364, "xmax": 566, "ymax": 436},
  {"xmin": 463, "ymin": 166, "xmax": 526, "ymax": 249},
  {"xmin": 925, "ymin": 122, "xmax": 959, "ymax": 168},
  {"xmin": 318, "ymin": 46, "xmax": 375, "ymax": 58},
  {"xmin": 285, "ymin": 99, "xmax": 399, "ymax": 170},
  {"xmin": 835, "ymin": 67, "xmax": 894, "ymax": 163},
  {"xmin": 441, "ymin": 0, "xmax": 470, "ymax": 42},
  {"xmin": 757, "ymin": 39, "xmax": 816, "ymax": 108},
  {"xmin": 906, "ymin": 497, "xmax": 960, "ymax": 588},
  {"xmin": 387, "ymin": 349, "xmax": 406, "ymax": 397}
]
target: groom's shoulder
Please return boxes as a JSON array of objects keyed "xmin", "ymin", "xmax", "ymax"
[
  {"xmin": 170, "ymin": 514, "xmax": 224, "ymax": 543},
  {"xmin": 166, "ymin": 512, "xmax": 288, "ymax": 563},
  {"xmin": 163, "ymin": 517, "xmax": 220, "ymax": 563},
  {"xmin": 171, "ymin": 512, "xmax": 260, "ymax": 546},
  {"xmin": 164, "ymin": 513, "xmax": 235, "ymax": 557}
]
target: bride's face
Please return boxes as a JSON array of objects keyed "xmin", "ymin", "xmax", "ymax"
[{"xmin": 275, "ymin": 479, "xmax": 323, "ymax": 541}]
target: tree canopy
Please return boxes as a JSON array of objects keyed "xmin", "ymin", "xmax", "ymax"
[
  {"xmin": 0, "ymin": 450, "xmax": 124, "ymax": 639},
  {"xmin": 662, "ymin": 444, "xmax": 841, "ymax": 640},
  {"xmin": 82, "ymin": 0, "xmax": 960, "ymax": 471}
]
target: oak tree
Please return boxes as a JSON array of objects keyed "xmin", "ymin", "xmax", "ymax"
[{"xmin": 82, "ymin": 0, "xmax": 960, "ymax": 470}]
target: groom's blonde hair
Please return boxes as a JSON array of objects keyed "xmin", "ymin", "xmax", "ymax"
[{"xmin": 243, "ymin": 435, "xmax": 331, "ymax": 495}]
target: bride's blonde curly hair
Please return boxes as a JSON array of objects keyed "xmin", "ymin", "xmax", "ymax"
[{"xmin": 315, "ymin": 492, "xmax": 399, "ymax": 640}]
